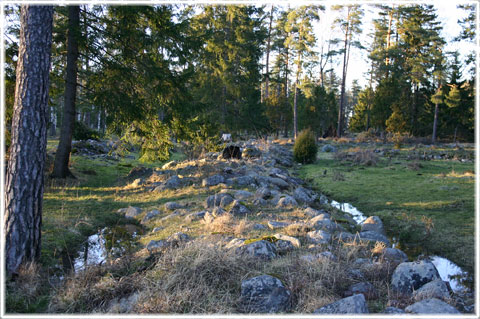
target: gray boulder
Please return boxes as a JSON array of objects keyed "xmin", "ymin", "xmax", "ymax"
[
  {"xmin": 313, "ymin": 294, "xmax": 369, "ymax": 314},
  {"xmin": 230, "ymin": 175, "xmax": 257, "ymax": 187},
  {"xmin": 167, "ymin": 232, "xmax": 190, "ymax": 246},
  {"xmin": 164, "ymin": 201, "xmax": 184, "ymax": 211},
  {"xmin": 228, "ymin": 200, "xmax": 251, "ymax": 216},
  {"xmin": 269, "ymin": 177, "xmax": 290, "ymax": 189},
  {"xmin": 276, "ymin": 195, "xmax": 298, "ymax": 208},
  {"xmin": 255, "ymin": 187, "xmax": 271, "ymax": 199},
  {"xmin": 381, "ymin": 247, "xmax": 409, "ymax": 263},
  {"xmin": 306, "ymin": 230, "xmax": 331, "ymax": 244},
  {"xmin": 405, "ymin": 298, "xmax": 460, "ymax": 314},
  {"xmin": 125, "ymin": 206, "xmax": 142, "ymax": 218},
  {"xmin": 275, "ymin": 240, "xmax": 295, "ymax": 254},
  {"xmin": 303, "ymin": 207, "xmax": 328, "ymax": 218},
  {"xmin": 185, "ymin": 211, "xmax": 207, "ymax": 223},
  {"xmin": 141, "ymin": 209, "xmax": 161, "ymax": 223},
  {"xmin": 234, "ymin": 190, "xmax": 254, "ymax": 200},
  {"xmin": 361, "ymin": 216, "xmax": 386, "ymax": 235},
  {"xmin": 273, "ymin": 234, "xmax": 301, "ymax": 248},
  {"xmin": 334, "ymin": 232, "xmax": 356, "ymax": 242},
  {"xmin": 413, "ymin": 279, "xmax": 450, "ymax": 301},
  {"xmin": 358, "ymin": 231, "xmax": 391, "ymax": 246},
  {"xmin": 293, "ymin": 186, "xmax": 317, "ymax": 205},
  {"xmin": 163, "ymin": 175, "xmax": 182, "ymax": 189},
  {"xmin": 242, "ymin": 240, "xmax": 277, "ymax": 259},
  {"xmin": 252, "ymin": 198, "xmax": 268, "ymax": 206},
  {"xmin": 146, "ymin": 239, "xmax": 168, "ymax": 252},
  {"xmin": 205, "ymin": 193, "xmax": 234, "ymax": 208},
  {"xmin": 309, "ymin": 217, "xmax": 344, "ymax": 232},
  {"xmin": 202, "ymin": 174, "xmax": 225, "ymax": 187},
  {"xmin": 391, "ymin": 260, "xmax": 441, "ymax": 295},
  {"xmin": 240, "ymin": 275, "xmax": 291, "ymax": 313}
]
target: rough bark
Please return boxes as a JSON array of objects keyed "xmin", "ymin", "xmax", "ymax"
[
  {"xmin": 4, "ymin": 5, "xmax": 53, "ymax": 275},
  {"xmin": 337, "ymin": 16, "xmax": 350, "ymax": 137},
  {"xmin": 264, "ymin": 5, "xmax": 274, "ymax": 100},
  {"xmin": 52, "ymin": 6, "xmax": 80, "ymax": 178},
  {"xmin": 432, "ymin": 102, "xmax": 439, "ymax": 144}
]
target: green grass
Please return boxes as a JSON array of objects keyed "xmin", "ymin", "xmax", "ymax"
[{"xmin": 299, "ymin": 144, "xmax": 475, "ymax": 276}]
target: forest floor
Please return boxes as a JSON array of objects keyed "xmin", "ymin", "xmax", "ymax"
[{"xmin": 5, "ymin": 137, "xmax": 476, "ymax": 314}]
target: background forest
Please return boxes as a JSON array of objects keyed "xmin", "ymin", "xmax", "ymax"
[{"xmin": 4, "ymin": 4, "xmax": 476, "ymax": 161}]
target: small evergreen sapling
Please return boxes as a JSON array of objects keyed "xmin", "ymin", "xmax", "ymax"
[{"xmin": 293, "ymin": 129, "xmax": 318, "ymax": 164}]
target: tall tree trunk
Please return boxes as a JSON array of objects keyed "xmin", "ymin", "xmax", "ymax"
[
  {"xmin": 432, "ymin": 102, "xmax": 439, "ymax": 144},
  {"xmin": 264, "ymin": 5, "xmax": 274, "ymax": 100},
  {"xmin": 385, "ymin": 6, "xmax": 394, "ymax": 77},
  {"xmin": 52, "ymin": 6, "xmax": 80, "ymax": 178},
  {"xmin": 293, "ymin": 54, "xmax": 301, "ymax": 140},
  {"xmin": 5, "ymin": 5, "xmax": 53, "ymax": 275},
  {"xmin": 337, "ymin": 18, "xmax": 350, "ymax": 137}
]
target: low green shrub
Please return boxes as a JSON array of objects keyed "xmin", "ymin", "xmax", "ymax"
[
  {"xmin": 293, "ymin": 129, "xmax": 318, "ymax": 164},
  {"xmin": 73, "ymin": 121, "xmax": 100, "ymax": 141}
]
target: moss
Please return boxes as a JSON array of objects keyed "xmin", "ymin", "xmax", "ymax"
[{"xmin": 244, "ymin": 235, "xmax": 279, "ymax": 245}]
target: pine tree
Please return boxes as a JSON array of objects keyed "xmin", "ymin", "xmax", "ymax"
[
  {"xmin": 5, "ymin": 5, "xmax": 54, "ymax": 275},
  {"xmin": 331, "ymin": 5, "xmax": 364, "ymax": 137}
]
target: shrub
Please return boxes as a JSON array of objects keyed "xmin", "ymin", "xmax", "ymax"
[
  {"xmin": 293, "ymin": 129, "xmax": 318, "ymax": 164},
  {"xmin": 73, "ymin": 121, "xmax": 100, "ymax": 141}
]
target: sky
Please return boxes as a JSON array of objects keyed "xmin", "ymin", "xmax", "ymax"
[{"xmin": 309, "ymin": 2, "xmax": 476, "ymax": 89}]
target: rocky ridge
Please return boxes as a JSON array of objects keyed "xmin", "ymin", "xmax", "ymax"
[{"xmin": 87, "ymin": 139, "xmax": 466, "ymax": 314}]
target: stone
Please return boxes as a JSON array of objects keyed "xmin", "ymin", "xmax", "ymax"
[
  {"xmin": 160, "ymin": 211, "xmax": 181, "ymax": 221},
  {"xmin": 321, "ymin": 144, "xmax": 337, "ymax": 153},
  {"xmin": 164, "ymin": 201, "xmax": 184, "ymax": 211},
  {"xmin": 253, "ymin": 224, "xmax": 267, "ymax": 230},
  {"xmin": 269, "ymin": 177, "xmax": 290, "ymax": 189},
  {"xmin": 334, "ymin": 232, "xmax": 356, "ymax": 242},
  {"xmin": 225, "ymin": 238, "xmax": 246, "ymax": 249},
  {"xmin": 242, "ymin": 240, "xmax": 277, "ymax": 259},
  {"xmin": 155, "ymin": 175, "xmax": 182, "ymax": 191},
  {"xmin": 252, "ymin": 198, "xmax": 268, "ymax": 206},
  {"xmin": 240, "ymin": 275, "xmax": 291, "ymax": 313},
  {"xmin": 229, "ymin": 175, "xmax": 256, "ymax": 187},
  {"xmin": 141, "ymin": 209, "xmax": 161, "ymax": 223},
  {"xmin": 309, "ymin": 217, "xmax": 344, "ymax": 232},
  {"xmin": 413, "ymin": 279, "xmax": 450, "ymax": 301},
  {"xmin": 167, "ymin": 232, "xmax": 190, "ymax": 245},
  {"xmin": 146, "ymin": 239, "xmax": 168, "ymax": 252},
  {"xmin": 125, "ymin": 206, "xmax": 142, "ymax": 218},
  {"xmin": 202, "ymin": 174, "xmax": 225, "ymax": 187},
  {"xmin": 383, "ymin": 307, "xmax": 405, "ymax": 314},
  {"xmin": 381, "ymin": 247, "xmax": 409, "ymax": 263},
  {"xmin": 345, "ymin": 282, "xmax": 378, "ymax": 300},
  {"xmin": 205, "ymin": 193, "xmax": 234, "ymax": 208},
  {"xmin": 358, "ymin": 231, "xmax": 391, "ymax": 246},
  {"xmin": 318, "ymin": 251, "xmax": 336, "ymax": 261},
  {"xmin": 228, "ymin": 200, "xmax": 251, "ymax": 216},
  {"xmin": 222, "ymin": 144, "xmax": 242, "ymax": 159},
  {"xmin": 361, "ymin": 216, "xmax": 386, "ymax": 235},
  {"xmin": 391, "ymin": 260, "xmax": 441, "ymax": 295},
  {"xmin": 303, "ymin": 207, "xmax": 327, "ymax": 218},
  {"xmin": 162, "ymin": 161, "xmax": 177, "ymax": 169},
  {"xmin": 276, "ymin": 195, "xmax": 298, "ymax": 208},
  {"xmin": 267, "ymin": 221, "xmax": 289, "ymax": 230},
  {"xmin": 273, "ymin": 234, "xmax": 300, "ymax": 248},
  {"xmin": 234, "ymin": 190, "xmax": 254, "ymax": 200},
  {"xmin": 255, "ymin": 187, "xmax": 271, "ymax": 199},
  {"xmin": 185, "ymin": 211, "xmax": 207, "ymax": 223},
  {"xmin": 275, "ymin": 240, "xmax": 295, "ymax": 254},
  {"xmin": 306, "ymin": 230, "xmax": 331, "ymax": 244},
  {"xmin": 293, "ymin": 186, "xmax": 317, "ymax": 205},
  {"xmin": 405, "ymin": 298, "xmax": 460, "ymax": 314},
  {"xmin": 313, "ymin": 294, "xmax": 369, "ymax": 314}
]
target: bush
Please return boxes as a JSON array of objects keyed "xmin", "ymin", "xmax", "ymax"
[
  {"xmin": 293, "ymin": 129, "xmax": 318, "ymax": 164},
  {"xmin": 73, "ymin": 121, "xmax": 100, "ymax": 141}
]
